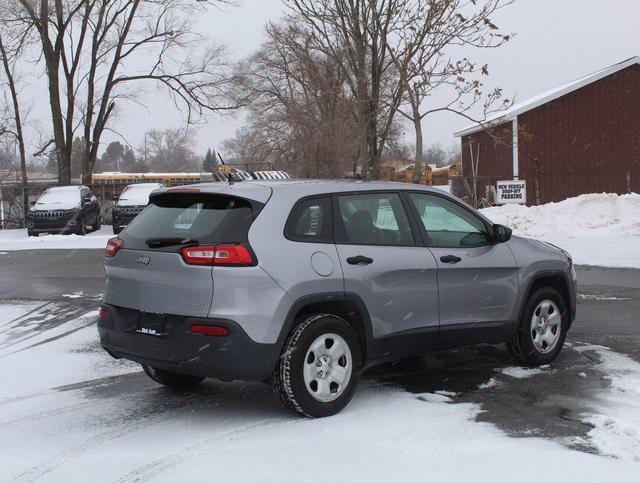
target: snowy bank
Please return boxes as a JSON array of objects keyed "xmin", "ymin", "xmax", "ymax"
[
  {"xmin": 481, "ymin": 193, "xmax": 640, "ymax": 268},
  {"xmin": 0, "ymin": 227, "xmax": 112, "ymax": 251}
]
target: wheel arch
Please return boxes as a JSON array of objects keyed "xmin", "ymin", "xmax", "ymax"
[
  {"xmin": 520, "ymin": 270, "xmax": 575, "ymax": 329},
  {"xmin": 275, "ymin": 292, "xmax": 374, "ymax": 365}
]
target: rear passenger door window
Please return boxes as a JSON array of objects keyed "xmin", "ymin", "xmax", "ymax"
[
  {"xmin": 335, "ymin": 192, "xmax": 414, "ymax": 246},
  {"xmin": 285, "ymin": 196, "xmax": 333, "ymax": 243},
  {"xmin": 333, "ymin": 191, "xmax": 438, "ymax": 337}
]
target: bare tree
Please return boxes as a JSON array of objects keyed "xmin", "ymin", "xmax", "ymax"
[
  {"xmin": 390, "ymin": 0, "xmax": 513, "ymax": 180},
  {"xmin": 228, "ymin": 20, "xmax": 358, "ymax": 177},
  {"xmin": 0, "ymin": 12, "xmax": 29, "ymax": 221},
  {"xmin": 285, "ymin": 0, "xmax": 415, "ymax": 179},
  {"xmin": 10, "ymin": 0, "xmax": 238, "ymax": 184},
  {"xmin": 144, "ymin": 127, "xmax": 199, "ymax": 172}
]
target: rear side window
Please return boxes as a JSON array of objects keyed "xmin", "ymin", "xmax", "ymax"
[
  {"xmin": 123, "ymin": 194, "xmax": 257, "ymax": 249},
  {"xmin": 285, "ymin": 196, "xmax": 333, "ymax": 243}
]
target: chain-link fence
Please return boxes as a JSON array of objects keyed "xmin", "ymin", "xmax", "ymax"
[{"xmin": 0, "ymin": 183, "xmax": 123, "ymax": 229}]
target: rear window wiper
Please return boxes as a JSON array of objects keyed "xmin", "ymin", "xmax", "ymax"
[{"xmin": 145, "ymin": 237, "xmax": 199, "ymax": 248}]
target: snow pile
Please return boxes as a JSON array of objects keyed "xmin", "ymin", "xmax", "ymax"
[
  {"xmin": 481, "ymin": 193, "xmax": 640, "ymax": 268},
  {"xmin": 499, "ymin": 366, "xmax": 549, "ymax": 379},
  {"xmin": 481, "ymin": 193, "xmax": 640, "ymax": 237},
  {"xmin": 0, "ymin": 227, "xmax": 112, "ymax": 251}
]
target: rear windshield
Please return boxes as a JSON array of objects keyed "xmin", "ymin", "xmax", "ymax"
[{"xmin": 121, "ymin": 193, "xmax": 258, "ymax": 250}]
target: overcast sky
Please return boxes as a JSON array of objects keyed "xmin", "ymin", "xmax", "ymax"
[{"xmin": 91, "ymin": 0, "xmax": 640, "ymax": 160}]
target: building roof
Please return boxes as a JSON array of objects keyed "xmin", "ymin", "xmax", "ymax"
[{"xmin": 454, "ymin": 56, "xmax": 640, "ymax": 137}]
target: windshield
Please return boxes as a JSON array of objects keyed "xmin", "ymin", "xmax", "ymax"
[
  {"xmin": 121, "ymin": 193, "xmax": 257, "ymax": 250},
  {"xmin": 117, "ymin": 184, "xmax": 162, "ymax": 206},
  {"xmin": 35, "ymin": 189, "xmax": 81, "ymax": 209}
]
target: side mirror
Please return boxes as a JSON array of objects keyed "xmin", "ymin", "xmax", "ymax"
[
  {"xmin": 30, "ymin": 201, "xmax": 36, "ymax": 206},
  {"xmin": 112, "ymin": 195, "xmax": 119, "ymax": 202},
  {"xmin": 82, "ymin": 196, "xmax": 92, "ymax": 205},
  {"xmin": 493, "ymin": 224, "xmax": 512, "ymax": 243}
]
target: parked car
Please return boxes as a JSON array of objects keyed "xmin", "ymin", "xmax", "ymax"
[
  {"xmin": 27, "ymin": 185, "xmax": 101, "ymax": 236},
  {"xmin": 98, "ymin": 180, "xmax": 577, "ymax": 417},
  {"xmin": 111, "ymin": 183, "xmax": 162, "ymax": 234}
]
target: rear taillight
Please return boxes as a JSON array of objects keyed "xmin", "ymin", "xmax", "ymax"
[
  {"xmin": 190, "ymin": 324, "xmax": 230, "ymax": 336},
  {"xmin": 99, "ymin": 307, "xmax": 111, "ymax": 318},
  {"xmin": 105, "ymin": 237, "xmax": 123, "ymax": 258},
  {"xmin": 180, "ymin": 244, "xmax": 254, "ymax": 266}
]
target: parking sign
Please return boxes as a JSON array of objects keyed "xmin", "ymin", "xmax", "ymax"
[{"xmin": 496, "ymin": 180, "xmax": 526, "ymax": 204}]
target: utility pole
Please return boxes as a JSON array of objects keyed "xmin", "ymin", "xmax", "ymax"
[{"xmin": 144, "ymin": 132, "xmax": 148, "ymax": 167}]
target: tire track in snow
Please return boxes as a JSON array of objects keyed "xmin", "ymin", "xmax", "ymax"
[
  {"xmin": 10, "ymin": 407, "xmax": 176, "ymax": 483},
  {"xmin": 113, "ymin": 419, "xmax": 295, "ymax": 483},
  {"xmin": 0, "ymin": 400, "xmax": 104, "ymax": 433},
  {"xmin": 0, "ymin": 318, "xmax": 97, "ymax": 359},
  {"xmin": 0, "ymin": 301, "xmax": 52, "ymax": 326},
  {"xmin": 0, "ymin": 303, "xmax": 90, "ymax": 353},
  {"xmin": 0, "ymin": 370, "xmax": 141, "ymax": 406}
]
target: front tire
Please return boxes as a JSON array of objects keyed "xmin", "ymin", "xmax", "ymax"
[
  {"xmin": 91, "ymin": 215, "xmax": 101, "ymax": 232},
  {"xmin": 508, "ymin": 287, "xmax": 568, "ymax": 366},
  {"xmin": 76, "ymin": 216, "xmax": 87, "ymax": 236},
  {"xmin": 142, "ymin": 365, "xmax": 205, "ymax": 389},
  {"xmin": 27, "ymin": 230, "xmax": 38, "ymax": 237},
  {"xmin": 272, "ymin": 314, "xmax": 361, "ymax": 418}
]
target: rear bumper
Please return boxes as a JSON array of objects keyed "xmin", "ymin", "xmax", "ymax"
[{"xmin": 98, "ymin": 303, "xmax": 280, "ymax": 381}]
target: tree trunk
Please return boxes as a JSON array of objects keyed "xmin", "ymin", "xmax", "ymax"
[
  {"xmin": 0, "ymin": 34, "xmax": 29, "ymax": 220},
  {"xmin": 41, "ymin": 38, "xmax": 71, "ymax": 183},
  {"xmin": 413, "ymin": 117, "xmax": 423, "ymax": 184}
]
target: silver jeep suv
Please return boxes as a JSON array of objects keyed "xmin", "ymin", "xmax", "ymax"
[{"xmin": 98, "ymin": 180, "xmax": 577, "ymax": 417}]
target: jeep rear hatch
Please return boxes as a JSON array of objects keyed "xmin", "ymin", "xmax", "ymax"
[{"xmin": 103, "ymin": 189, "xmax": 266, "ymax": 317}]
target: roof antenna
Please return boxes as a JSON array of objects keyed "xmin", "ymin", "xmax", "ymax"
[{"xmin": 217, "ymin": 152, "xmax": 226, "ymax": 165}]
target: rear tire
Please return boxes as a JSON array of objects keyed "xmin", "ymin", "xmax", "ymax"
[
  {"xmin": 272, "ymin": 314, "xmax": 361, "ymax": 418},
  {"xmin": 508, "ymin": 287, "xmax": 568, "ymax": 366},
  {"xmin": 142, "ymin": 365, "xmax": 205, "ymax": 389}
]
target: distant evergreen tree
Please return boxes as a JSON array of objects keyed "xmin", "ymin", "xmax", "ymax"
[
  {"xmin": 99, "ymin": 141, "xmax": 125, "ymax": 171},
  {"xmin": 120, "ymin": 146, "xmax": 139, "ymax": 172},
  {"xmin": 203, "ymin": 147, "xmax": 217, "ymax": 172}
]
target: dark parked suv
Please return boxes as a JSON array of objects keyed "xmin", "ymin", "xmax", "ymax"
[
  {"xmin": 27, "ymin": 185, "xmax": 101, "ymax": 236},
  {"xmin": 99, "ymin": 180, "xmax": 577, "ymax": 417},
  {"xmin": 111, "ymin": 183, "xmax": 162, "ymax": 234}
]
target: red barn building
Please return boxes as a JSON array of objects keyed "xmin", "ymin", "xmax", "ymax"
[{"xmin": 455, "ymin": 57, "xmax": 640, "ymax": 205}]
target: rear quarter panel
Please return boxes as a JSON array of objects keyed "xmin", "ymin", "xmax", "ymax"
[{"xmin": 247, "ymin": 189, "xmax": 344, "ymax": 343}]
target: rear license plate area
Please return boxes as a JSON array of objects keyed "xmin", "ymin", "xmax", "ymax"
[{"xmin": 136, "ymin": 313, "xmax": 166, "ymax": 337}]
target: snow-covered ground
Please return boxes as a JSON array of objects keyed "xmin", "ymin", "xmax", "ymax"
[
  {"xmin": 0, "ymin": 226, "xmax": 113, "ymax": 251},
  {"xmin": 1, "ymin": 303, "xmax": 639, "ymax": 481},
  {"xmin": 481, "ymin": 193, "xmax": 640, "ymax": 269}
]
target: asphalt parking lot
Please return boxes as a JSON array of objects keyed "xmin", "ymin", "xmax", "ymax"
[{"xmin": 1, "ymin": 249, "xmax": 639, "ymax": 451}]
